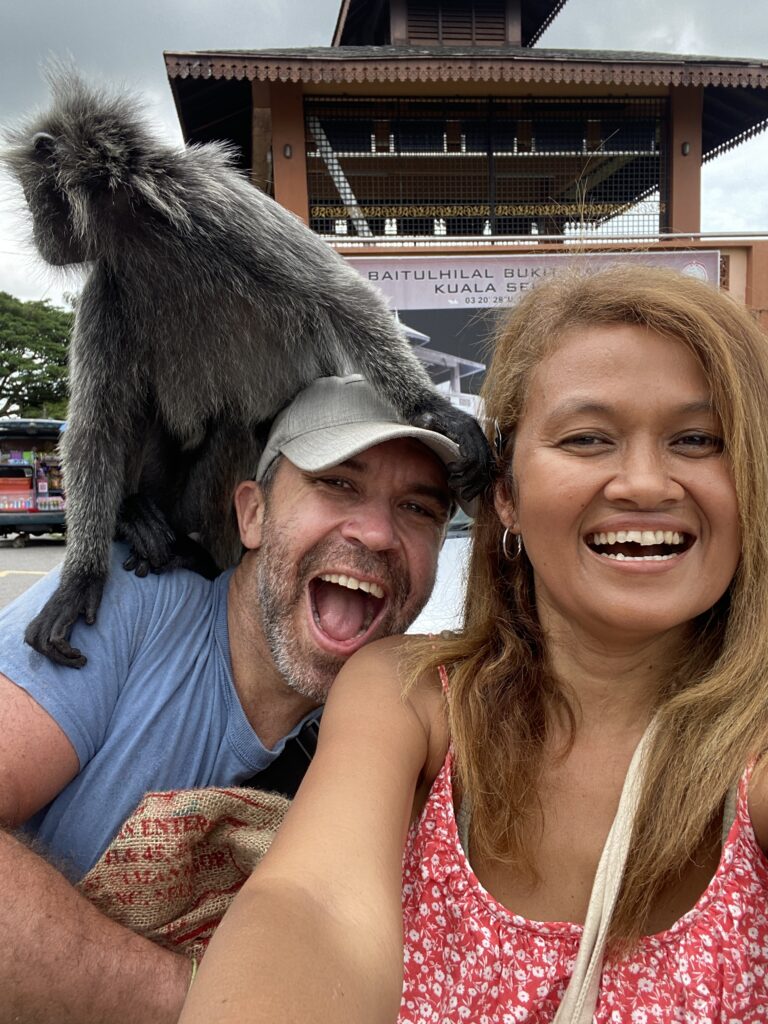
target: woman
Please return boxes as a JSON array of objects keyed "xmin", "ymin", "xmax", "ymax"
[{"xmin": 180, "ymin": 265, "xmax": 768, "ymax": 1023}]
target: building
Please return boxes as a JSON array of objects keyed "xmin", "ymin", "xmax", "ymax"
[{"xmin": 165, "ymin": 0, "xmax": 768, "ymax": 331}]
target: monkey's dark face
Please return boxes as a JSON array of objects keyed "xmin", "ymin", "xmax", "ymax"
[
  {"xmin": 238, "ymin": 440, "xmax": 452, "ymax": 702},
  {"xmin": 7, "ymin": 130, "xmax": 89, "ymax": 266},
  {"xmin": 4, "ymin": 90, "xmax": 164, "ymax": 267}
]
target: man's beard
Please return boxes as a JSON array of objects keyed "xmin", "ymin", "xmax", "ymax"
[{"xmin": 254, "ymin": 518, "xmax": 427, "ymax": 703}]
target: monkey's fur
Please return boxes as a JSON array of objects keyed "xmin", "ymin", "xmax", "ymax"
[{"xmin": 2, "ymin": 73, "xmax": 490, "ymax": 668}]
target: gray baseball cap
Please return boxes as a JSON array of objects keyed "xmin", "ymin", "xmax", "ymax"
[{"xmin": 256, "ymin": 374, "xmax": 468, "ymax": 509}]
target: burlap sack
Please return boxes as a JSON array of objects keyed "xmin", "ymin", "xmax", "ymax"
[{"xmin": 77, "ymin": 787, "xmax": 290, "ymax": 961}]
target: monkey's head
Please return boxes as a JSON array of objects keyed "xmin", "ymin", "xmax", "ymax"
[{"xmin": 2, "ymin": 69, "xmax": 193, "ymax": 267}]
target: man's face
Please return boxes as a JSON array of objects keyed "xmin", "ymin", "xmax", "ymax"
[{"xmin": 241, "ymin": 439, "xmax": 452, "ymax": 703}]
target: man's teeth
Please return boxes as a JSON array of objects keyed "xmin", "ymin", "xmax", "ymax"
[
  {"xmin": 318, "ymin": 573, "xmax": 385, "ymax": 599},
  {"xmin": 590, "ymin": 530, "xmax": 684, "ymax": 546}
]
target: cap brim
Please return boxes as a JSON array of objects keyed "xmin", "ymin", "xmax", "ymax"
[{"xmin": 280, "ymin": 421, "xmax": 475, "ymax": 515}]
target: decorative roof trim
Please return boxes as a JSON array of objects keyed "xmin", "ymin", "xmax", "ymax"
[
  {"xmin": 527, "ymin": 1, "xmax": 570, "ymax": 46},
  {"xmin": 704, "ymin": 116, "xmax": 768, "ymax": 161},
  {"xmin": 165, "ymin": 52, "xmax": 768, "ymax": 90}
]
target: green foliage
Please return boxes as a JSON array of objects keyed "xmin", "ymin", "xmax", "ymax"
[{"xmin": 0, "ymin": 291, "xmax": 72, "ymax": 418}]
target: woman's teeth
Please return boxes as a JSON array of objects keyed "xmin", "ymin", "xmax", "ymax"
[
  {"xmin": 318, "ymin": 573, "xmax": 385, "ymax": 599},
  {"xmin": 587, "ymin": 529, "xmax": 689, "ymax": 562},
  {"xmin": 601, "ymin": 552, "xmax": 678, "ymax": 561},
  {"xmin": 590, "ymin": 530, "xmax": 683, "ymax": 546}
]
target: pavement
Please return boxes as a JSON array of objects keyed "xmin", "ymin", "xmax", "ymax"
[
  {"xmin": 0, "ymin": 534, "xmax": 64, "ymax": 608},
  {"xmin": 0, "ymin": 534, "xmax": 469, "ymax": 629}
]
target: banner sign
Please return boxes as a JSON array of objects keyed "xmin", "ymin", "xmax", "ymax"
[
  {"xmin": 347, "ymin": 251, "xmax": 719, "ymax": 311},
  {"xmin": 343, "ymin": 251, "xmax": 720, "ymax": 407}
]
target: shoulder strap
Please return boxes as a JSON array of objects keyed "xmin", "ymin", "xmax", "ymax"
[
  {"xmin": 242, "ymin": 719, "xmax": 320, "ymax": 798},
  {"xmin": 553, "ymin": 717, "xmax": 659, "ymax": 1024}
]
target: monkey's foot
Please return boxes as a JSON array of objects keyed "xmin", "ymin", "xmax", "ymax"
[
  {"xmin": 24, "ymin": 573, "xmax": 105, "ymax": 669},
  {"xmin": 157, "ymin": 534, "xmax": 221, "ymax": 580},
  {"xmin": 118, "ymin": 495, "xmax": 220, "ymax": 579},
  {"xmin": 126, "ymin": 534, "xmax": 220, "ymax": 580},
  {"xmin": 117, "ymin": 494, "xmax": 177, "ymax": 577}
]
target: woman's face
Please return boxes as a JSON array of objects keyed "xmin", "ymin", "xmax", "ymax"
[{"xmin": 495, "ymin": 323, "xmax": 741, "ymax": 648}]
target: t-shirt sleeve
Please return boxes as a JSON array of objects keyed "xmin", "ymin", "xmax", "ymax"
[{"xmin": 0, "ymin": 544, "xmax": 153, "ymax": 769}]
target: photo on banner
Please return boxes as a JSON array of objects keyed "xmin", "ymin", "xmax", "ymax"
[{"xmin": 347, "ymin": 251, "xmax": 720, "ymax": 417}]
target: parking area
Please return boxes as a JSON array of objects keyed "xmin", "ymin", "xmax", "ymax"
[
  {"xmin": 0, "ymin": 533, "xmax": 469, "ymax": 628},
  {"xmin": 0, "ymin": 535, "xmax": 64, "ymax": 609}
]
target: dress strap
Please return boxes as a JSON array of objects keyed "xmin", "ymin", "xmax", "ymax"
[
  {"xmin": 437, "ymin": 664, "xmax": 472, "ymax": 854},
  {"xmin": 438, "ymin": 664, "xmax": 450, "ymax": 697}
]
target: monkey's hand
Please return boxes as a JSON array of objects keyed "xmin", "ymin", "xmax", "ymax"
[
  {"xmin": 412, "ymin": 404, "xmax": 492, "ymax": 502},
  {"xmin": 24, "ymin": 573, "xmax": 105, "ymax": 669}
]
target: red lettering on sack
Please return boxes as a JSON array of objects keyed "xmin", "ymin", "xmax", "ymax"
[{"xmin": 193, "ymin": 850, "xmax": 227, "ymax": 871}]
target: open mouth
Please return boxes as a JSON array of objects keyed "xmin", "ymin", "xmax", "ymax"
[
  {"xmin": 308, "ymin": 572, "xmax": 387, "ymax": 646},
  {"xmin": 586, "ymin": 529, "xmax": 694, "ymax": 562}
]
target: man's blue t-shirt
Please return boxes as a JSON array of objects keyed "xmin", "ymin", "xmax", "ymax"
[{"xmin": 0, "ymin": 545, "xmax": 318, "ymax": 878}]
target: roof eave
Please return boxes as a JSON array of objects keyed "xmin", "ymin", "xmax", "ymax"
[
  {"xmin": 526, "ymin": 0, "xmax": 570, "ymax": 46},
  {"xmin": 704, "ymin": 115, "xmax": 768, "ymax": 161}
]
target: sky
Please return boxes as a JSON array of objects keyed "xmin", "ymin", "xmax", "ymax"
[{"xmin": 1, "ymin": 0, "xmax": 767, "ymax": 309}]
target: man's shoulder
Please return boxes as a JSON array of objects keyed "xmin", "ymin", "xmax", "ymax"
[
  {"xmin": 99, "ymin": 545, "xmax": 223, "ymax": 654},
  {"xmin": 0, "ymin": 542, "xmax": 219, "ymax": 684},
  {"xmin": 0, "ymin": 544, "xmax": 227, "ymax": 771},
  {"xmin": 105, "ymin": 543, "xmax": 211, "ymax": 598},
  {"xmin": 106, "ymin": 544, "xmax": 216, "ymax": 602}
]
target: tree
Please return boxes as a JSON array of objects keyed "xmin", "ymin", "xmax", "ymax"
[{"xmin": 0, "ymin": 292, "xmax": 72, "ymax": 418}]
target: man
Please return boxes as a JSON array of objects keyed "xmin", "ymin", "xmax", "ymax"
[{"xmin": 0, "ymin": 374, "xmax": 464, "ymax": 1024}]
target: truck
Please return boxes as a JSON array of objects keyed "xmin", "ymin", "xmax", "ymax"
[{"xmin": 0, "ymin": 418, "xmax": 66, "ymax": 545}]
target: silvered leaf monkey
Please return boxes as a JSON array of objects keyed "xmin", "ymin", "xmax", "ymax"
[{"xmin": 2, "ymin": 72, "xmax": 490, "ymax": 668}]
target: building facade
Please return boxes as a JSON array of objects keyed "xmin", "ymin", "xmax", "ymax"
[{"xmin": 165, "ymin": 0, "xmax": 768, "ymax": 325}]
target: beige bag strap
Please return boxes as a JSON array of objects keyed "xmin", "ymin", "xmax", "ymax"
[
  {"xmin": 721, "ymin": 782, "xmax": 739, "ymax": 846},
  {"xmin": 552, "ymin": 718, "xmax": 659, "ymax": 1024}
]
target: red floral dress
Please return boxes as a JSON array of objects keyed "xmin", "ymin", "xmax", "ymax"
[{"xmin": 400, "ymin": 732, "xmax": 768, "ymax": 1021}]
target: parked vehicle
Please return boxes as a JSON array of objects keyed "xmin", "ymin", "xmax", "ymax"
[{"xmin": 0, "ymin": 419, "xmax": 66, "ymax": 544}]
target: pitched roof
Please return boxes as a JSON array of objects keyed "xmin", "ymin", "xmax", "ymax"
[{"xmin": 331, "ymin": 0, "xmax": 570, "ymax": 47}]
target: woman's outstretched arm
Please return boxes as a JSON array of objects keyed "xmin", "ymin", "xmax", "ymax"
[{"xmin": 179, "ymin": 637, "xmax": 445, "ymax": 1024}]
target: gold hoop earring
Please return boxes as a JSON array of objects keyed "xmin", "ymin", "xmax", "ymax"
[{"xmin": 502, "ymin": 528, "xmax": 522, "ymax": 560}]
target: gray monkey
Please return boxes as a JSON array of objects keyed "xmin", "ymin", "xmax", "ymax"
[{"xmin": 2, "ymin": 72, "xmax": 490, "ymax": 668}]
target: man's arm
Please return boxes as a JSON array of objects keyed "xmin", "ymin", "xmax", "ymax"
[{"xmin": 0, "ymin": 672, "xmax": 191, "ymax": 1024}]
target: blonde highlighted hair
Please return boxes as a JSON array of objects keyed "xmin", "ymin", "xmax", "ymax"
[{"xmin": 415, "ymin": 263, "xmax": 768, "ymax": 942}]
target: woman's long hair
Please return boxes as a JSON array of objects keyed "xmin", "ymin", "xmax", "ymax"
[{"xmin": 412, "ymin": 264, "xmax": 768, "ymax": 942}]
